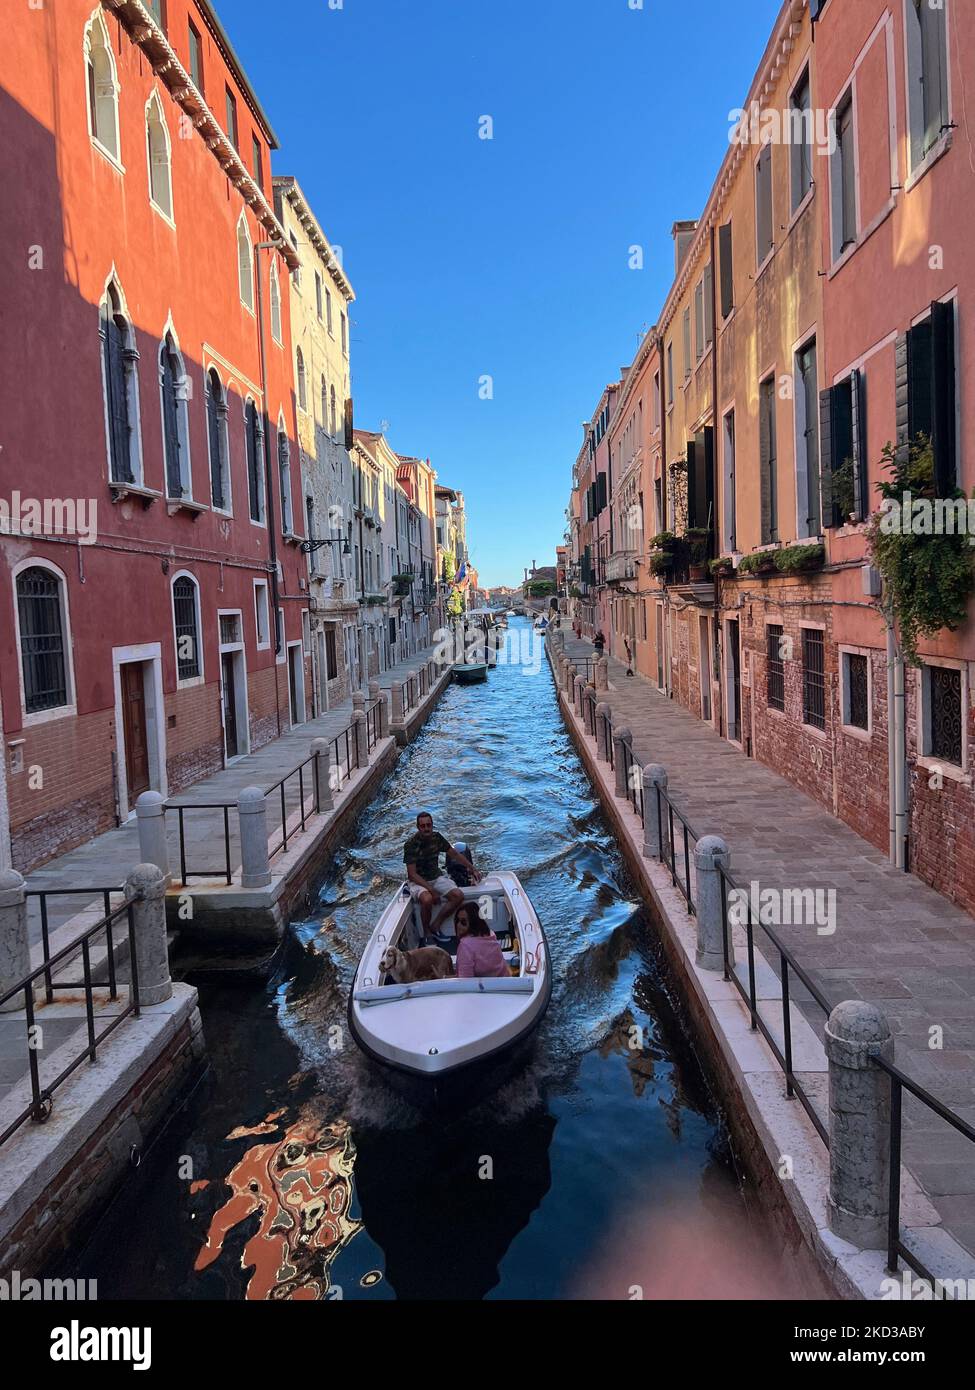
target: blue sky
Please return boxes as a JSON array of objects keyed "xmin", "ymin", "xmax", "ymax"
[{"xmin": 228, "ymin": 0, "xmax": 783, "ymax": 588}]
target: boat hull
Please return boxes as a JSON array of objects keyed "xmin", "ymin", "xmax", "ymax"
[{"xmin": 453, "ymin": 663, "xmax": 488, "ymax": 684}]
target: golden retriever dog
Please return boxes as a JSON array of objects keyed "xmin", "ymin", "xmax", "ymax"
[{"xmin": 380, "ymin": 944, "xmax": 453, "ymax": 984}]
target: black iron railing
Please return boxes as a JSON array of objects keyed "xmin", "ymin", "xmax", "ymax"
[
  {"xmin": 651, "ymin": 782, "xmax": 698, "ymax": 916},
  {"xmin": 331, "ymin": 723, "xmax": 355, "ymax": 787},
  {"xmin": 366, "ymin": 698, "xmax": 382, "ymax": 751},
  {"xmin": 403, "ymin": 675, "xmax": 419, "ymax": 714},
  {"xmin": 167, "ymin": 803, "xmax": 233, "ymax": 885},
  {"xmin": 267, "ymin": 751, "xmax": 321, "ymax": 860},
  {"xmin": 1, "ymin": 893, "xmax": 141, "ymax": 1148}
]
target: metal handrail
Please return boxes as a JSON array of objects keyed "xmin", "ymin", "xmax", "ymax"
[
  {"xmin": 267, "ymin": 751, "xmax": 320, "ymax": 860},
  {"xmin": 0, "ymin": 895, "xmax": 141, "ymax": 1148},
  {"xmin": 25, "ymin": 886, "xmax": 125, "ymax": 1003}
]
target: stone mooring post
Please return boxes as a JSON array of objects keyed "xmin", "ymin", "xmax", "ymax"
[
  {"xmin": 353, "ymin": 709, "xmax": 369, "ymax": 769},
  {"xmin": 613, "ymin": 726, "xmax": 631, "ymax": 798},
  {"xmin": 0, "ymin": 869, "xmax": 30, "ymax": 1014},
  {"xmin": 135, "ymin": 790, "xmax": 171, "ymax": 884},
  {"xmin": 311, "ymin": 738, "xmax": 334, "ymax": 812},
  {"xmin": 694, "ymin": 835, "xmax": 731, "ymax": 971},
  {"xmin": 574, "ymin": 675, "xmax": 585, "ymax": 716},
  {"xmin": 595, "ymin": 656, "xmax": 609, "ymax": 691},
  {"xmin": 123, "ymin": 862, "xmax": 173, "ymax": 1007},
  {"xmin": 596, "ymin": 702, "xmax": 611, "ymax": 761},
  {"xmin": 239, "ymin": 787, "xmax": 271, "ymax": 889},
  {"xmin": 642, "ymin": 764, "xmax": 671, "ymax": 863},
  {"xmin": 825, "ymin": 1000, "xmax": 894, "ymax": 1250},
  {"xmin": 390, "ymin": 680, "xmax": 405, "ymax": 729}
]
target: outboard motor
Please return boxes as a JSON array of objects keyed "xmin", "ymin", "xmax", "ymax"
[{"xmin": 448, "ymin": 842, "xmax": 475, "ymax": 888}]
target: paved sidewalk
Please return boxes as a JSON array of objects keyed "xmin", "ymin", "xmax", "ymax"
[
  {"xmin": 560, "ymin": 636, "xmax": 975, "ymax": 1256},
  {"xmin": 21, "ymin": 646, "xmax": 440, "ymax": 947}
]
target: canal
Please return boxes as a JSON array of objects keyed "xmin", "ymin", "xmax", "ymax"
[{"xmin": 75, "ymin": 619, "xmax": 801, "ymax": 1300}]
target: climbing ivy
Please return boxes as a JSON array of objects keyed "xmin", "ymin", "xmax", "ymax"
[{"xmin": 867, "ymin": 437, "xmax": 975, "ymax": 666}]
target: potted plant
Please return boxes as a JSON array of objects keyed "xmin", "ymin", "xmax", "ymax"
[
  {"xmin": 710, "ymin": 555, "xmax": 735, "ymax": 579},
  {"xmin": 774, "ymin": 543, "xmax": 826, "ymax": 574},
  {"xmin": 392, "ymin": 573, "xmax": 413, "ymax": 597},
  {"xmin": 684, "ymin": 528, "xmax": 711, "ymax": 581}
]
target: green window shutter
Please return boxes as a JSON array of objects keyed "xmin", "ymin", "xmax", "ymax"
[
  {"xmin": 820, "ymin": 387, "xmax": 838, "ymax": 528},
  {"xmin": 686, "ymin": 439, "xmax": 697, "ymax": 530},
  {"xmin": 894, "ymin": 332, "xmax": 910, "ymax": 459},
  {"xmin": 930, "ymin": 299, "xmax": 957, "ymax": 495},
  {"xmin": 719, "ymin": 223, "xmax": 734, "ymax": 319},
  {"xmin": 850, "ymin": 367, "xmax": 867, "ymax": 521}
]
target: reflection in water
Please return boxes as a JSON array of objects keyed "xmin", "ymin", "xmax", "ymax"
[
  {"xmin": 195, "ymin": 1113, "xmax": 359, "ymax": 1301},
  {"xmin": 72, "ymin": 621, "xmax": 805, "ymax": 1300}
]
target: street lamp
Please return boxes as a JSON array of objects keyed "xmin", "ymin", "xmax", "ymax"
[{"xmin": 300, "ymin": 535, "xmax": 352, "ymax": 557}]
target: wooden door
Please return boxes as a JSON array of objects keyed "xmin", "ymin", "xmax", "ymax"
[
  {"xmin": 222, "ymin": 652, "xmax": 239, "ymax": 758},
  {"xmin": 121, "ymin": 663, "xmax": 150, "ymax": 798}
]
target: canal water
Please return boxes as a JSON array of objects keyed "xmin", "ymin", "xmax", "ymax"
[{"xmin": 76, "ymin": 620, "xmax": 801, "ymax": 1300}]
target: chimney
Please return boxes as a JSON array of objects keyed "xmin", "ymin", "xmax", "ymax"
[{"xmin": 672, "ymin": 220, "xmax": 698, "ymax": 275}]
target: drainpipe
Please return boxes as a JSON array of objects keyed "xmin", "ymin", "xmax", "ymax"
[
  {"xmin": 255, "ymin": 243, "xmax": 284, "ymax": 737},
  {"xmin": 886, "ymin": 622, "xmax": 908, "ymax": 869},
  {"xmin": 656, "ymin": 332, "xmax": 672, "ymax": 698}
]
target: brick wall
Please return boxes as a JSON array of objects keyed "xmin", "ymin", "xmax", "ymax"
[{"xmin": 8, "ymin": 710, "xmax": 117, "ymax": 872}]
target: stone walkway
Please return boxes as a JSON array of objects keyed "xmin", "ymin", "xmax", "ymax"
[
  {"xmin": 559, "ymin": 635, "xmax": 975, "ymax": 1257},
  {"xmin": 21, "ymin": 646, "xmax": 440, "ymax": 946}
]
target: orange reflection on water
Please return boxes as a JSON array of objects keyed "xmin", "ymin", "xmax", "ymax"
[{"xmin": 195, "ymin": 1115, "xmax": 361, "ymax": 1300}]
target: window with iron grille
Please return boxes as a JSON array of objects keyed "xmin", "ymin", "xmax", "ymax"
[
  {"xmin": 173, "ymin": 577, "xmax": 201, "ymax": 680},
  {"xmin": 220, "ymin": 613, "xmax": 242, "ymax": 647},
  {"xmin": 844, "ymin": 652, "xmax": 869, "ymax": 730},
  {"xmin": 802, "ymin": 628, "xmax": 826, "ymax": 731},
  {"xmin": 927, "ymin": 665, "xmax": 962, "ymax": 765},
  {"xmin": 17, "ymin": 567, "xmax": 68, "ymax": 713},
  {"xmin": 766, "ymin": 624, "xmax": 785, "ymax": 712}
]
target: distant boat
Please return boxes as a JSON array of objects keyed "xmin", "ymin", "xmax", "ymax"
[{"xmin": 454, "ymin": 662, "xmax": 488, "ymax": 684}]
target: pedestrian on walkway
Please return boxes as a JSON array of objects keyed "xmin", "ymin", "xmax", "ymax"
[
  {"xmin": 624, "ymin": 637, "xmax": 634, "ymax": 677},
  {"xmin": 593, "ymin": 629, "xmax": 605, "ymax": 656}
]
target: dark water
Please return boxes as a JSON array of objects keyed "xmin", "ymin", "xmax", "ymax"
[{"xmin": 74, "ymin": 620, "xmax": 800, "ymax": 1300}]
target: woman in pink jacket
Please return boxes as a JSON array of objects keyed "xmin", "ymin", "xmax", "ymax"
[{"xmin": 454, "ymin": 903, "xmax": 509, "ymax": 978}]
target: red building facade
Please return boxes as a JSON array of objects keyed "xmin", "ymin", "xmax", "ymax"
[{"xmin": 0, "ymin": 1, "xmax": 309, "ymax": 873}]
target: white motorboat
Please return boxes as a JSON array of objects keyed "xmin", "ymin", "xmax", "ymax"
[{"xmin": 348, "ymin": 872, "xmax": 551, "ymax": 1099}]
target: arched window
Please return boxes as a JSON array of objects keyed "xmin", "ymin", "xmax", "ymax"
[
  {"xmin": 245, "ymin": 399, "xmax": 264, "ymax": 523},
  {"xmin": 270, "ymin": 260, "xmax": 282, "ymax": 343},
  {"xmin": 278, "ymin": 419, "xmax": 294, "ymax": 535},
  {"xmin": 16, "ymin": 565, "xmax": 71, "ymax": 715},
  {"xmin": 100, "ymin": 280, "xmax": 141, "ymax": 485},
  {"xmin": 146, "ymin": 92, "xmax": 173, "ymax": 220},
  {"xmin": 320, "ymin": 375, "xmax": 328, "ymax": 429},
  {"xmin": 85, "ymin": 10, "xmax": 120, "ymax": 161},
  {"xmin": 172, "ymin": 575, "xmax": 202, "ymax": 682},
  {"xmin": 206, "ymin": 368, "xmax": 231, "ymax": 511},
  {"xmin": 296, "ymin": 348, "xmax": 307, "ymax": 411},
  {"xmin": 237, "ymin": 215, "xmax": 254, "ymax": 312},
  {"xmin": 330, "ymin": 384, "xmax": 337, "ymax": 438},
  {"xmin": 160, "ymin": 332, "xmax": 190, "ymax": 499}
]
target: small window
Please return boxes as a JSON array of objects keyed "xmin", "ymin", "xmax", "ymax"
[
  {"xmin": 296, "ymin": 348, "xmax": 307, "ymax": 411},
  {"xmin": 237, "ymin": 216, "xmax": 254, "ymax": 312},
  {"xmin": 254, "ymin": 581, "xmax": 271, "ymax": 648},
  {"xmin": 325, "ymin": 287, "xmax": 333, "ymax": 333},
  {"xmin": 666, "ymin": 343, "xmax": 674, "ymax": 405},
  {"xmin": 315, "ymin": 272, "xmax": 323, "ymax": 321},
  {"xmin": 923, "ymin": 664, "xmax": 962, "ymax": 765},
  {"xmin": 269, "ymin": 260, "xmax": 282, "ymax": 343},
  {"xmin": 832, "ymin": 93, "xmax": 857, "ymax": 256},
  {"xmin": 905, "ymin": 0, "xmax": 949, "ymax": 170},
  {"xmin": 278, "ymin": 424, "xmax": 294, "ymax": 535},
  {"xmin": 17, "ymin": 566, "xmax": 69, "ymax": 714},
  {"xmin": 188, "ymin": 21, "xmax": 204, "ymax": 95},
  {"xmin": 341, "ymin": 312, "xmax": 348, "ymax": 356},
  {"xmin": 252, "ymin": 134, "xmax": 263, "ymax": 192},
  {"xmin": 790, "ymin": 69, "xmax": 813, "ymax": 211},
  {"xmin": 290, "ymin": 232, "xmax": 301, "ymax": 286},
  {"xmin": 766, "ymin": 624, "xmax": 785, "ymax": 713},
  {"xmin": 220, "ymin": 612, "xmax": 242, "ymax": 647},
  {"xmin": 225, "ymin": 87, "xmax": 238, "ymax": 149},
  {"xmin": 802, "ymin": 629, "xmax": 826, "ymax": 732},
  {"xmin": 173, "ymin": 576, "xmax": 201, "ymax": 681},
  {"xmin": 719, "ymin": 222, "xmax": 734, "ymax": 319},
  {"xmin": 760, "ymin": 376, "xmax": 778, "ymax": 543},
  {"xmin": 85, "ymin": 12, "xmax": 120, "ymax": 162},
  {"xmin": 682, "ymin": 307, "xmax": 691, "ymax": 378},
  {"xmin": 843, "ymin": 652, "xmax": 869, "ymax": 731},
  {"xmin": 146, "ymin": 93, "xmax": 173, "ymax": 220},
  {"xmin": 101, "ymin": 281, "xmax": 140, "ymax": 486},
  {"xmin": 756, "ymin": 143, "xmax": 773, "ymax": 265}
]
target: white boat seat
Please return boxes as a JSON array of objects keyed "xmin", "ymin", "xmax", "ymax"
[{"xmin": 355, "ymin": 976, "xmax": 535, "ymax": 1006}]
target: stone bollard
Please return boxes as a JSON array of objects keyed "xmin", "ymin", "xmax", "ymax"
[
  {"xmin": 123, "ymin": 863, "xmax": 172, "ymax": 1006},
  {"xmin": 378, "ymin": 690, "xmax": 391, "ymax": 739},
  {"xmin": 390, "ymin": 680, "xmax": 405, "ymax": 727},
  {"xmin": 613, "ymin": 727, "xmax": 632, "ymax": 798},
  {"xmin": 584, "ymin": 684, "xmax": 597, "ymax": 735},
  {"xmin": 825, "ymin": 1000, "xmax": 894, "ymax": 1249},
  {"xmin": 419, "ymin": 667, "xmax": 428, "ymax": 698},
  {"xmin": 574, "ymin": 675, "xmax": 585, "ymax": 716},
  {"xmin": 136, "ymin": 791, "xmax": 171, "ymax": 884},
  {"xmin": 0, "ymin": 870, "xmax": 30, "ymax": 1014},
  {"xmin": 595, "ymin": 702, "xmax": 612, "ymax": 761},
  {"xmin": 352, "ymin": 689, "xmax": 366, "ymax": 716},
  {"xmin": 368, "ymin": 678, "xmax": 381, "ymax": 711},
  {"xmin": 595, "ymin": 656, "xmax": 609, "ymax": 690},
  {"xmin": 694, "ymin": 835, "xmax": 731, "ymax": 971},
  {"xmin": 428, "ymin": 658, "xmax": 437, "ymax": 685},
  {"xmin": 353, "ymin": 709, "xmax": 369, "ymax": 768},
  {"xmin": 311, "ymin": 738, "xmax": 334, "ymax": 812},
  {"xmin": 642, "ymin": 764, "xmax": 671, "ymax": 863},
  {"xmin": 239, "ymin": 786, "xmax": 272, "ymax": 889}
]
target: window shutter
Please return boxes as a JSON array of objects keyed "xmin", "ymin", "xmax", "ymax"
[
  {"xmin": 686, "ymin": 439, "xmax": 697, "ymax": 530},
  {"xmin": 719, "ymin": 223, "xmax": 734, "ymax": 318},
  {"xmin": 930, "ymin": 299, "xmax": 957, "ymax": 495},
  {"xmin": 819, "ymin": 388, "xmax": 836, "ymax": 527},
  {"xmin": 894, "ymin": 331, "xmax": 910, "ymax": 458},
  {"xmin": 850, "ymin": 367, "xmax": 867, "ymax": 520},
  {"xmin": 104, "ymin": 311, "xmax": 133, "ymax": 483},
  {"xmin": 162, "ymin": 347, "xmax": 183, "ymax": 498},
  {"xmin": 344, "ymin": 395, "xmax": 355, "ymax": 450},
  {"xmin": 704, "ymin": 264, "xmax": 714, "ymax": 347},
  {"xmin": 759, "ymin": 387, "xmax": 772, "ymax": 542},
  {"xmin": 703, "ymin": 425, "xmax": 715, "ymax": 542}
]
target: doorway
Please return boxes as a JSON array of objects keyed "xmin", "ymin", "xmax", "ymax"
[
  {"xmin": 287, "ymin": 642, "xmax": 306, "ymax": 726},
  {"xmin": 725, "ymin": 618, "xmax": 742, "ymax": 744},
  {"xmin": 218, "ymin": 611, "xmax": 248, "ymax": 763},
  {"xmin": 121, "ymin": 663, "xmax": 150, "ymax": 799},
  {"xmin": 112, "ymin": 644, "xmax": 166, "ymax": 818},
  {"xmin": 699, "ymin": 615, "xmax": 712, "ymax": 724},
  {"xmin": 221, "ymin": 652, "xmax": 240, "ymax": 758}
]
